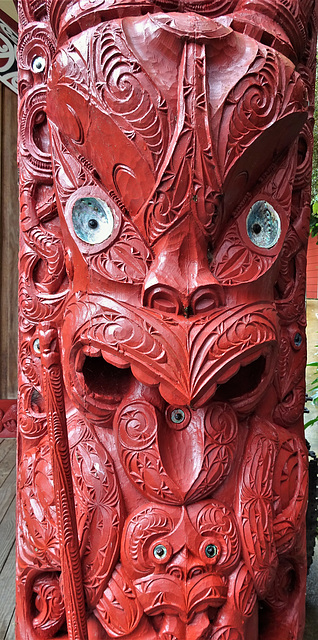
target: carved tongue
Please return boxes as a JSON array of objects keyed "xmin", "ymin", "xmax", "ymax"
[{"xmin": 158, "ymin": 409, "xmax": 204, "ymax": 494}]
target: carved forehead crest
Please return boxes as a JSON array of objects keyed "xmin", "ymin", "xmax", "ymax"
[{"xmin": 18, "ymin": 0, "xmax": 318, "ymax": 64}]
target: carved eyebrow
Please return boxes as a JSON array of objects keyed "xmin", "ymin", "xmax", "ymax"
[{"xmin": 108, "ymin": 189, "xmax": 129, "ymax": 216}]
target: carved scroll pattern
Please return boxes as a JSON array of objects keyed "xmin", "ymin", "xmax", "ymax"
[
  {"xmin": 217, "ymin": 47, "xmax": 307, "ymax": 178},
  {"xmin": 68, "ymin": 414, "xmax": 124, "ymax": 608},
  {"xmin": 92, "ymin": 22, "xmax": 169, "ymax": 171},
  {"xmin": 142, "ymin": 36, "xmax": 222, "ymax": 243},
  {"xmin": 17, "ymin": 20, "xmax": 68, "ymax": 446}
]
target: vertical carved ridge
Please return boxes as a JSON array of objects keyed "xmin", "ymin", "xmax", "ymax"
[{"xmin": 39, "ymin": 322, "xmax": 88, "ymax": 640}]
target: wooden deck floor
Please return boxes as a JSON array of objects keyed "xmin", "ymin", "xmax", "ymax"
[
  {"xmin": 0, "ymin": 438, "xmax": 16, "ymax": 640},
  {"xmin": 0, "ymin": 436, "xmax": 317, "ymax": 640}
]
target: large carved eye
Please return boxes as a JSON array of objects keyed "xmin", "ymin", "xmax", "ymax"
[
  {"xmin": 246, "ymin": 201, "xmax": 281, "ymax": 249},
  {"xmin": 199, "ymin": 538, "xmax": 221, "ymax": 565},
  {"xmin": 72, "ymin": 197, "xmax": 114, "ymax": 245}
]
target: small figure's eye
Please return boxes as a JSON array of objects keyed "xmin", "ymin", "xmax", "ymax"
[
  {"xmin": 72, "ymin": 197, "xmax": 114, "ymax": 245},
  {"xmin": 205, "ymin": 543, "xmax": 218, "ymax": 559},
  {"xmin": 170, "ymin": 408, "xmax": 185, "ymax": 424},
  {"xmin": 32, "ymin": 56, "xmax": 46, "ymax": 73},
  {"xmin": 153, "ymin": 544, "xmax": 167, "ymax": 560},
  {"xmin": 246, "ymin": 201, "xmax": 281, "ymax": 249}
]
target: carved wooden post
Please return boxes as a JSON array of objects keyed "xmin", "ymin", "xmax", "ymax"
[{"xmin": 16, "ymin": 2, "xmax": 318, "ymax": 639}]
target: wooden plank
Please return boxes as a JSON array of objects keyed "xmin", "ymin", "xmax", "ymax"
[
  {"xmin": 4, "ymin": 610, "xmax": 15, "ymax": 640},
  {"xmin": 0, "ymin": 496, "xmax": 15, "ymax": 572},
  {"xmin": 0, "ymin": 466, "xmax": 16, "ymax": 523},
  {"xmin": 0, "ymin": 440, "xmax": 15, "ymax": 469},
  {"xmin": 0, "ymin": 438, "xmax": 15, "ymax": 464},
  {"xmin": 0, "ymin": 439, "xmax": 16, "ymax": 487},
  {"xmin": 0, "ymin": 544, "xmax": 15, "ymax": 640}
]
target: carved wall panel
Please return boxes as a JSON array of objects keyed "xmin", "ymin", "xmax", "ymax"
[{"xmin": 16, "ymin": 1, "xmax": 318, "ymax": 639}]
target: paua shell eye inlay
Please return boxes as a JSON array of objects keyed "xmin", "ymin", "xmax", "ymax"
[
  {"xmin": 32, "ymin": 56, "xmax": 46, "ymax": 73},
  {"xmin": 246, "ymin": 201, "xmax": 281, "ymax": 249},
  {"xmin": 33, "ymin": 338, "xmax": 41, "ymax": 354},
  {"xmin": 170, "ymin": 408, "xmax": 186, "ymax": 424},
  {"xmin": 72, "ymin": 197, "xmax": 114, "ymax": 245},
  {"xmin": 294, "ymin": 332, "xmax": 302, "ymax": 347},
  {"xmin": 153, "ymin": 544, "xmax": 167, "ymax": 560},
  {"xmin": 205, "ymin": 543, "xmax": 218, "ymax": 559}
]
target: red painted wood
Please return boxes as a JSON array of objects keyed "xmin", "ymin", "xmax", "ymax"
[
  {"xmin": 0, "ymin": 400, "xmax": 17, "ymax": 438},
  {"xmin": 306, "ymin": 234, "xmax": 318, "ymax": 299},
  {"xmin": 16, "ymin": 1, "xmax": 318, "ymax": 639}
]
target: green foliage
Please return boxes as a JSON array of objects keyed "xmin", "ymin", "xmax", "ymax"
[
  {"xmin": 311, "ymin": 201, "xmax": 318, "ymax": 237},
  {"xmin": 305, "ymin": 361, "xmax": 318, "ymax": 428}
]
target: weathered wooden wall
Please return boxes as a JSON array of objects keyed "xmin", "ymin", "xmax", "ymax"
[{"xmin": 0, "ymin": 84, "xmax": 18, "ymax": 399}]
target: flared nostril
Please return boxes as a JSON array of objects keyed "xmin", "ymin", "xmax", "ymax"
[
  {"xmin": 143, "ymin": 285, "xmax": 183, "ymax": 314},
  {"xmin": 187, "ymin": 566, "xmax": 205, "ymax": 579},
  {"xmin": 190, "ymin": 286, "xmax": 224, "ymax": 314}
]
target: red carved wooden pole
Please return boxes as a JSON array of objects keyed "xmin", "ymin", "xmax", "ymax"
[{"xmin": 16, "ymin": 1, "xmax": 318, "ymax": 639}]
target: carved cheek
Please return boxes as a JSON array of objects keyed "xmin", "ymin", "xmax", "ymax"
[
  {"xmin": 120, "ymin": 504, "xmax": 177, "ymax": 579},
  {"xmin": 212, "ymin": 197, "xmax": 289, "ymax": 289}
]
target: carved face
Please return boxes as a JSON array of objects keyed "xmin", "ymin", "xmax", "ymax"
[
  {"xmin": 118, "ymin": 501, "xmax": 240, "ymax": 629},
  {"xmin": 46, "ymin": 12, "xmax": 307, "ymax": 426},
  {"xmin": 17, "ymin": 2, "xmax": 316, "ymax": 639}
]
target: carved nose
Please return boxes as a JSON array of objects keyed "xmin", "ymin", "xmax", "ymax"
[
  {"xmin": 143, "ymin": 218, "xmax": 223, "ymax": 315},
  {"xmin": 144, "ymin": 284, "xmax": 223, "ymax": 316},
  {"xmin": 190, "ymin": 286, "xmax": 223, "ymax": 314},
  {"xmin": 166, "ymin": 548, "xmax": 206, "ymax": 581}
]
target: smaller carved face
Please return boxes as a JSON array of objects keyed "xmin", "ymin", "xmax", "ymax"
[{"xmin": 120, "ymin": 501, "xmax": 240, "ymax": 623}]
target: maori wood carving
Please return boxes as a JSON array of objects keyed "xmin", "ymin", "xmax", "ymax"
[{"xmin": 16, "ymin": 1, "xmax": 317, "ymax": 639}]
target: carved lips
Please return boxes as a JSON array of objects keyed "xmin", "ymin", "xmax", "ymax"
[{"xmin": 63, "ymin": 295, "xmax": 278, "ymax": 413}]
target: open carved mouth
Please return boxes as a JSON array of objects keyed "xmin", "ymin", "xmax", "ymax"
[
  {"xmin": 136, "ymin": 572, "xmax": 228, "ymax": 623},
  {"xmin": 73, "ymin": 345, "xmax": 272, "ymax": 418},
  {"xmin": 64, "ymin": 296, "xmax": 278, "ymax": 412},
  {"xmin": 81, "ymin": 355, "xmax": 131, "ymax": 398},
  {"xmin": 72, "ymin": 348, "xmax": 131, "ymax": 422},
  {"xmin": 215, "ymin": 354, "xmax": 267, "ymax": 403}
]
